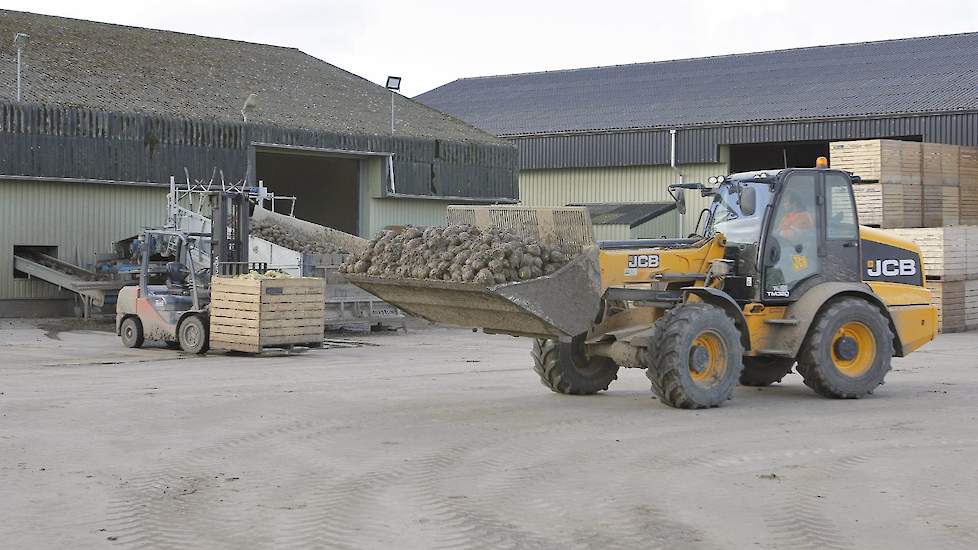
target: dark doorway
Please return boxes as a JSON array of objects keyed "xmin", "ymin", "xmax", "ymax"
[
  {"xmin": 729, "ymin": 136, "xmax": 924, "ymax": 173},
  {"xmin": 729, "ymin": 141, "xmax": 830, "ymax": 173},
  {"xmin": 255, "ymin": 150, "xmax": 360, "ymax": 235}
]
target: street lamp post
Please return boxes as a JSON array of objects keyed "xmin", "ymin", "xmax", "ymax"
[
  {"xmin": 386, "ymin": 76, "xmax": 401, "ymax": 134},
  {"xmin": 13, "ymin": 32, "xmax": 30, "ymax": 102}
]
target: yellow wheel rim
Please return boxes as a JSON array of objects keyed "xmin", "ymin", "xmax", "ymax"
[
  {"xmin": 689, "ymin": 331, "xmax": 727, "ymax": 387},
  {"xmin": 831, "ymin": 321, "xmax": 876, "ymax": 377}
]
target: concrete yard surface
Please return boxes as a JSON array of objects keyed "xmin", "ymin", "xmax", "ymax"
[{"xmin": 1, "ymin": 319, "xmax": 977, "ymax": 549}]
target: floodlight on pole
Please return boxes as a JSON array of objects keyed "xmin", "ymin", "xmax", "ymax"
[
  {"xmin": 386, "ymin": 76, "xmax": 401, "ymax": 134},
  {"xmin": 13, "ymin": 32, "xmax": 30, "ymax": 102}
]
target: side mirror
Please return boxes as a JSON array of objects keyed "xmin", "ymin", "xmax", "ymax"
[
  {"xmin": 675, "ymin": 188, "xmax": 687, "ymax": 215},
  {"xmin": 739, "ymin": 186, "xmax": 757, "ymax": 216}
]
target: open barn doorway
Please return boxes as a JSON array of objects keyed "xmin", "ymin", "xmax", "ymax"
[
  {"xmin": 254, "ymin": 147, "xmax": 362, "ymax": 235},
  {"xmin": 729, "ymin": 141, "xmax": 830, "ymax": 173}
]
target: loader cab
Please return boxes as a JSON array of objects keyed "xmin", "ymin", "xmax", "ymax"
[{"xmin": 698, "ymin": 167, "xmax": 861, "ymax": 304}]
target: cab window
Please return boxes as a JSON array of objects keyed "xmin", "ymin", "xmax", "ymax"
[{"xmin": 825, "ymin": 172, "xmax": 858, "ymax": 240}]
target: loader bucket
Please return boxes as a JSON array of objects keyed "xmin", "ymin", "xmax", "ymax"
[{"xmin": 344, "ymin": 247, "xmax": 602, "ymax": 339}]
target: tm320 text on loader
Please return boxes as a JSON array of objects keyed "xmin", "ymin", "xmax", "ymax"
[{"xmin": 348, "ymin": 160, "xmax": 938, "ymax": 409}]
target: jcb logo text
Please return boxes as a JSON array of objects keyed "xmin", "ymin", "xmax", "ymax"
[
  {"xmin": 628, "ymin": 254, "xmax": 660, "ymax": 269},
  {"xmin": 866, "ymin": 259, "xmax": 917, "ymax": 277}
]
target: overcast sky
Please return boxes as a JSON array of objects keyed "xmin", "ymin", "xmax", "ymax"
[{"xmin": 6, "ymin": 0, "xmax": 978, "ymax": 95}]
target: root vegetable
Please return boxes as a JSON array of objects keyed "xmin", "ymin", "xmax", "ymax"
[{"xmin": 341, "ymin": 224, "xmax": 578, "ymax": 285}]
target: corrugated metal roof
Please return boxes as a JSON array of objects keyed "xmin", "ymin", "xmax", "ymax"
[
  {"xmin": 0, "ymin": 9, "xmax": 503, "ymax": 144},
  {"xmin": 570, "ymin": 202, "xmax": 676, "ymax": 227},
  {"xmin": 416, "ymin": 33, "xmax": 978, "ymax": 136}
]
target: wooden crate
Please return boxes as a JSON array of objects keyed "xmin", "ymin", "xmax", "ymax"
[
  {"xmin": 829, "ymin": 139, "xmax": 921, "ymax": 184},
  {"xmin": 927, "ymin": 280, "xmax": 967, "ymax": 333},
  {"xmin": 209, "ymin": 277, "xmax": 326, "ymax": 353},
  {"xmin": 922, "ymin": 143, "xmax": 960, "ymax": 186},
  {"xmin": 967, "ymin": 280, "xmax": 978, "ymax": 331},
  {"xmin": 852, "ymin": 182, "xmax": 922, "ymax": 228},
  {"xmin": 891, "ymin": 227, "xmax": 974, "ymax": 280},
  {"xmin": 960, "ymin": 147, "xmax": 978, "ymax": 225},
  {"xmin": 922, "ymin": 186, "xmax": 959, "ymax": 227}
]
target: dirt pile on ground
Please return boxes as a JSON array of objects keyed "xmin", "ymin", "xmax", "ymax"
[
  {"xmin": 250, "ymin": 221, "xmax": 347, "ymax": 255},
  {"xmin": 341, "ymin": 225, "xmax": 576, "ymax": 284}
]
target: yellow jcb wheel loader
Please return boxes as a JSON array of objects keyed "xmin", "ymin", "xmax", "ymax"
[{"xmin": 348, "ymin": 164, "xmax": 938, "ymax": 409}]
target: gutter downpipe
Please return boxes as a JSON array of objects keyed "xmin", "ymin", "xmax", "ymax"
[{"xmin": 670, "ymin": 129, "xmax": 683, "ymax": 238}]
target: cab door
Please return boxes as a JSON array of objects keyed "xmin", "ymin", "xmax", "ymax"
[
  {"xmin": 761, "ymin": 171, "xmax": 821, "ymax": 302},
  {"xmin": 821, "ymin": 170, "xmax": 861, "ymax": 283},
  {"xmin": 760, "ymin": 170, "xmax": 861, "ymax": 303}
]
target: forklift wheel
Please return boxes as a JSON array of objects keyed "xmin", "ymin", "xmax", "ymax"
[
  {"xmin": 178, "ymin": 315, "xmax": 210, "ymax": 354},
  {"xmin": 120, "ymin": 317, "xmax": 144, "ymax": 348}
]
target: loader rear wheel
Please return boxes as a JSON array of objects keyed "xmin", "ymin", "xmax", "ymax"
[
  {"xmin": 796, "ymin": 298, "xmax": 892, "ymax": 399},
  {"xmin": 646, "ymin": 303, "xmax": 743, "ymax": 409},
  {"xmin": 120, "ymin": 317, "xmax": 144, "ymax": 348},
  {"xmin": 178, "ymin": 315, "xmax": 209, "ymax": 355},
  {"xmin": 532, "ymin": 336, "xmax": 619, "ymax": 395},
  {"xmin": 739, "ymin": 357, "xmax": 795, "ymax": 386}
]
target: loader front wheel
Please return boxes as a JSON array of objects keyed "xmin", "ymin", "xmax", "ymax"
[
  {"xmin": 796, "ymin": 298, "xmax": 892, "ymax": 399},
  {"xmin": 646, "ymin": 303, "xmax": 744, "ymax": 409},
  {"xmin": 739, "ymin": 357, "xmax": 795, "ymax": 386},
  {"xmin": 532, "ymin": 336, "xmax": 619, "ymax": 395}
]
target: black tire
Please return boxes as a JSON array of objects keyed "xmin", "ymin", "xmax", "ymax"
[
  {"xmin": 532, "ymin": 336, "xmax": 619, "ymax": 395},
  {"xmin": 739, "ymin": 357, "xmax": 795, "ymax": 386},
  {"xmin": 796, "ymin": 297, "xmax": 893, "ymax": 399},
  {"xmin": 120, "ymin": 317, "xmax": 144, "ymax": 348},
  {"xmin": 178, "ymin": 315, "xmax": 209, "ymax": 354},
  {"xmin": 646, "ymin": 303, "xmax": 744, "ymax": 409}
]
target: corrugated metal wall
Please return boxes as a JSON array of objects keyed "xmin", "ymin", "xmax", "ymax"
[
  {"xmin": 0, "ymin": 101, "xmax": 519, "ymax": 200},
  {"xmin": 514, "ymin": 112, "xmax": 978, "ymax": 169},
  {"xmin": 518, "ymin": 162, "xmax": 728, "ymax": 236},
  {"xmin": 0, "ymin": 179, "xmax": 167, "ymax": 301},
  {"xmin": 366, "ymin": 198, "xmax": 448, "ymax": 237},
  {"xmin": 359, "ymin": 156, "xmax": 448, "ymax": 236},
  {"xmin": 632, "ymin": 212, "xmax": 679, "ymax": 239},
  {"xmin": 592, "ymin": 225, "xmax": 631, "ymax": 242}
]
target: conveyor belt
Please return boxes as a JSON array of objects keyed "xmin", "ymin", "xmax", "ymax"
[{"xmin": 12, "ymin": 251, "xmax": 125, "ymax": 308}]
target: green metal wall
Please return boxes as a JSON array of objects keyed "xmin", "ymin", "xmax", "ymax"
[
  {"xmin": 518, "ymin": 157, "xmax": 729, "ymax": 237},
  {"xmin": 360, "ymin": 157, "xmax": 448, "ymax": 237},
  {"xmin": 632, "ymin": 212, "xmax": 680, "ymax": 239},
  {"xmin": 0, "ymin": 179, "xmax": 167, "ymax": 302}
]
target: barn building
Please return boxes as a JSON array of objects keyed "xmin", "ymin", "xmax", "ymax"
[
  {"xmin": 0, "ymin": 10, "xmax": 517, "ymax": 316},
  {"xmin": 417, "ymin": 32, "xmax": 978, "ymax": 237}
]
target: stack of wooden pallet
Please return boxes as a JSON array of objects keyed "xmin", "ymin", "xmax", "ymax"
[
  {"xmin": 891, "ymin": 227, "xmax": 978, "ymax": 333},
  {"xmin": 833, "ymin": 139, "xmax": 978, "ymax": 333},
  {"xmin": 961, "ymin": 147, "xmax": 978, "ymax": 225},
  {"xmin": 921, "ymin": 144, "xmax": 961, "ymax": 226},
  {"xmin": 830, "ymin": 139, "xmax": 922, "ymax": 228},
  {"xmin": 831, "ymin": 140, "xmax": 978, "ymax": 229}
]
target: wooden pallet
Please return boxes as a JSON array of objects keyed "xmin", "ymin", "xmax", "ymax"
[
  {"xmin": 927, "ymin": 280, "xmax": 967, "ymax": 333},
  {"xmin": 922, "ymin": 186, "xmax": 960, "ymax": 227},
  {"xmin": 960, "ymin": 147, "xmax": 978, "ymax": 225},
  {"xmin": 209, "ymin": 277, "xmax": 326, "ymax": 353},
  {"xmin": 922, "ymin": 143, "xmax": 960, "ymax": 187},
  {"xmin": 966, "ymin": 279, "xmax": 978, "ymax": 331},
  {"xmin": 890, "ymin": 227, "xmax": 975, "ymax": 281},
  {"xmin": 829, "ymin": 139, "xmax": 921, "ymax": 184},
  {"xmin": 852, "ymin": 182, "xmax": 922, "ymax": 228}
]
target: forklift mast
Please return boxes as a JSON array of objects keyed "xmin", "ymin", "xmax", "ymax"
[{"xmin": 211, "ymin": 191, "xmax": 251, "ymax": 276}]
